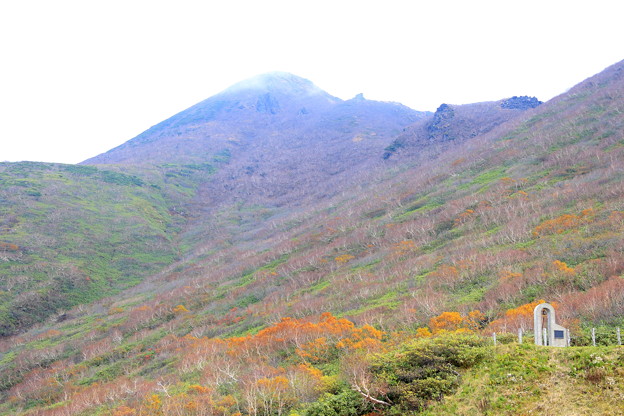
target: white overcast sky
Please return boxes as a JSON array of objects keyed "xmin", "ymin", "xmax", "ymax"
[{"xmin": 1, "ymin": 0, "xmax": 622, "ymax": 164}]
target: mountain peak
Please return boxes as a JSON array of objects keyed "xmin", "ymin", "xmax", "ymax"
[
  {"xmin": 83, "ymin": 72, "xmax": 423, "ymax": 165},
  {"xmin": 221, "ymin": 72, "xmax": 327, "ymax": 97}
]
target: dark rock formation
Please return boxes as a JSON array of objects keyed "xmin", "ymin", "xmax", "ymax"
[
  {"xmin": 501, "ymin": 96, "xmax": 542, "ymax": 110},
  {"xmin": 428, "ymin": 103, "xmax": 456, "ymax": 141}
]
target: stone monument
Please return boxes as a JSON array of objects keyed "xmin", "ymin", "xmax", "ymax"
[{"xmin": 534, "ymin": 303, "xmax": 569, "ymax": 347}]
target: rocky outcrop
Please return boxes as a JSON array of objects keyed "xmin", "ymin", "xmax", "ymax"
[
  {"xmin": 501, "ymin": 96, "xmax": 542, "ymax": 110},
  {"xmin": 427, "ymin": 103, "xmax": 456, "ymax": 141}
]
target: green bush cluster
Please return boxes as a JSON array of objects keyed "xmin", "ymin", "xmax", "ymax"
[
  {"xmin": 572, "ymin": 326, "xmax": 623, "ymax": 346},
  {"xmin": 370, "ymin": 333, "xmax": 488, "ymax": 413},
  {"xmin": 303, "ymin": 387, "xmax": 372, "ymax": 416}
]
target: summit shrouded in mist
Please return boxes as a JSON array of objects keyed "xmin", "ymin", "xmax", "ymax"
[
  {"xmin": 82, "ymin": 72, "xmax": 426, "ymax": 169},
  {"xmin": 220, "ymin": 72, "xmax": 335, "ymax": 98},
  {"xmin": 80, "ymin": 71, "xmax": 549, "ymax": 207}
]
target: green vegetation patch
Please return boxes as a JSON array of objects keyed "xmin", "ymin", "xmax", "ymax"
[
  {"xmin": 469, "ymin": 166, "xmax": 507, "ymax": 186},
  {"xmin": 0, "ymin": 161, "xmax": 202, "ymax": 335},
  {"xmin": 371, "ymin": 333, "xmax": 488, "ymax": 414},
  {"xmin": 394, "ymin": 198, "xmax": 444, "ymax": 221}
]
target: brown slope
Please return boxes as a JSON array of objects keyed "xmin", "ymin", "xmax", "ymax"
[
  {"xmin": 383, "ymin": 96, "xmax": 542, "ymax": 160},
  {"xmin": 83, "ymin": 73, "xmax": 426, "ymax": 166},
  {"xmin": 83, "ymin": 72, "xmax": 343, "ymax": 165},
  {"xmin": 83, "ymin": 73, "xmax": 427, "ymax": 208},
  {"xmin": 131, "ymin": 59, "xmax": 624, "ymax": 330}
]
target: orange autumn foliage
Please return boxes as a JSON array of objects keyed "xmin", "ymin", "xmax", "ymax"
[
  {"xmin": 297, "ymin": 337, "xmax": 330, "ymax": 361},
  {"xmin": 454, "ymin": 209, "xmax": 475, "ymax": 226},
  {"xmin": 113, "ymin": 406, "xmax": 136, "ymax": 416},
  {"xmin": 392, "ymin": 240, "xmax": 418, "ymax": 256},
  {"xmin": 334, "ymin": 254, "xmax": 355, "ymax": 264},
  {"xmin": 172, "ymin": 304, "xmax": 189, "ymax": 314},
  {"xmin": 429, "ymin": 310, "xmax": 484, "ymax": 334},
  {"xmin": 188, "ymin": 384, "xmax": 211, "ymax": 394},
  {"xmin": 226, "ymin": 313, "xmax": 382, "ymax": 362},
  {"xmin": 336, "ymin": 324, "xmax": 384, "ymax": 352},
  {"xmin": 533, "ymin": 209, "xmax": 593, "ymax": 237},
  {"xmin": 415, "ymin": 327, "xmax": 432, "ymax": 338},
  {"xmin": 430, "ymin": 312, "xmax": 463, "ymax": 333},
  {"xmin": 466, "ymin": 310, "xmax": 486, "ymax": 330},
  {"xmin": 297, "ymin": 362, "xmax": 323, "ymax": 381},
  {"xmin": 533, "ymin": 214, "xmax": 580, "ymax": 236},
  {"xmin": 0, "ymin": 242, "xmax": 19, "ymax": 251},
  {"xmin": 553, "ymin": 260, "xmax": 576, "ymax": 276},
  {"xmin": 500, "ymin": 270, "xmax": 522, "ymax": 281},
  {"xmin": 295, "ymin": 315, "xmax": 386, "ymax": 359},
  {"xmin": 144, "ymin": 394, "xmax": 162, "ymax": 414},
  {"xmin": 488, "ymin": 299, "xmax": 559, "ymax": 332},
  {"xmin": 108, "ymin": 306, "xmax": 125, "ymax": 315}
]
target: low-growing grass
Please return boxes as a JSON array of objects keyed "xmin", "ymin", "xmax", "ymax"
[{"xmin": 422, "ymin": 343, "xmax": 624, "ymax": 416}]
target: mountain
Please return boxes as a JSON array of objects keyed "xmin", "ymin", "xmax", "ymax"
[
  {"xmin": 84, "ymin": 72, "xmax": 424, "ymax": 165},
  {"xmin": 0, "ymin": 74, "xmax": 431, "ymax": 336},
  {"xmin": 84, "ymin": 72, "xmax": 342, "ymax": 164},
  {"xmin": 85, "ymin": 72, "xmax": 429, "ymax": 207},
  {"xmin": 2, "ymin": 62, "xmax": 624, "ymax": 415}
]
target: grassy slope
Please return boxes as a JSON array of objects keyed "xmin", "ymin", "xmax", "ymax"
[
  {"xmin": 0, "ymin": 162, "xmax": 216, "ymax": 335},
  {"xmin": 423, "ymin": 343, "xmax": 624, "ymax": 416}
]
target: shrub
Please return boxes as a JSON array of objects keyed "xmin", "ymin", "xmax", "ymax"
[
  {"xmin": 369, "ymin": 333, "xmax": 488, "ymax": 412},
  {"xmin": 571, "ymin": 326, "xmax": 622, "ymax": 346},
  {"xmin": 303, "ymin": 387, "xmax": 372, "ymax": 416},
  {"xmin": 494, "ymin": 332, "xmax": 519, "ymax": 344}
]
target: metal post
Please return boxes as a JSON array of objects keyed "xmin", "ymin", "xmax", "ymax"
[
  {"xmin": 617, "ymin": 328, "xmax": 621, "ymax": 346},
  {"xmin": 518, "ymin": 328, "xmax": 523, "ymax": 344},
  {"xmin": 543, "ymin": 328, "xmax": 548, "ymax": 346},
  {"xmin": 567, "ymin": 329, "xmax": 571, "ymax": 347},
  {"xmin": 492, "ymin": 332, "xmax": 497, "ymax": 346},
  {"xmin": 592, "ymin": 328, "xmax": 596, "ymax": 347}
]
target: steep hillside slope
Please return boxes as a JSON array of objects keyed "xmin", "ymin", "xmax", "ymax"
[
  {"xmin": 2, "ymin": 61, "xmax": 624, "ymax": 415},
  {"xmin": 0, "ymin": 162, "xmax": 217, "ymax": 335},
  {"xmin": 84, "ymin": 72, "xmax": 344, "ymax": 165},
  {"xmin": 84, "ymin": 72, "xmax": 425, "ymax": 170},
  {"xmin": 0, "ymin": 74, "xmax": 428, "ymax": 335},
  {"xmin": 67, "ymin": 59, "xmax": 624, "ymax": 335},
  {"xmin": 85, "ymin": 73, "xmax": 427, "ymax": 206},
  {"xmin": 383, "ymin": 96, "xmax": 542, "ymax": 159}
]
